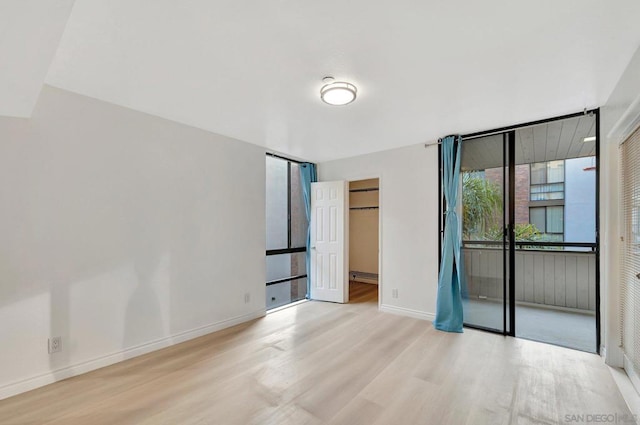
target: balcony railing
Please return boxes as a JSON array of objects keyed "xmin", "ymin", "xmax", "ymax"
[{"xmin": 462, "ymin": 241, "xmax": 596, "ymax": 312}]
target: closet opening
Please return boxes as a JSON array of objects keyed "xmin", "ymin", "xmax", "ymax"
[{"xmin": 348, "ymin": 178, "xmax": 380, "ymax": 305}]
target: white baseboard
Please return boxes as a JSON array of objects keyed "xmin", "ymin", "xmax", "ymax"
[
  {"xmin": 609, "ymin": 363, "xmax": 640, "ymax": 418},
  {"xmin": 380, "ymin": 304, "xmax": 435, "ymax": 322},
  {"xmin": 0, "ymin": 309, "xmax": 266, "ymax": 401},
  {"xmin": 624, "ymin": 355, "xmax": 640, "ymax": 405}
]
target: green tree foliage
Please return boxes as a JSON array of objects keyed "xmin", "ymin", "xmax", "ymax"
[
  {"xmin": 462, "ymin": 173, "xmax": 541, "ymax": 242},
  {"xmin": 514, "ymin": 223, "xmax": 540, "ymax": 241},
  {"xmin": 462, "ymin": 173, "xmax": 502, "ymax": 239}
]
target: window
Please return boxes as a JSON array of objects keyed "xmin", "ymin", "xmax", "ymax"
[
  {"xmin": 530, "ymin": 160, "xmax": 565, "ymax": 201},
  {"xmin": 529, "ymin": 206, "xmax": 564, "ymax": 241},
  {"xmin": 265, "ymin": 155, "xmax": 309, "ymax": 309},
  {"xmin": 633, "ymin": 206, "xmax": 640, "ymax": 245},
  {"xmin": 266, "ymin": 157, "xmax": 288, "ymax": 250},
  {"xmin": 529, "ymin": 160, "xmax": 565, "ymax": 242},
  {"xmin": 621, "ymin": 125, "xmax": 640, "ymax": 387}
]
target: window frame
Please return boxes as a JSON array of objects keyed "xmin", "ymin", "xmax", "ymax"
[
  {"xmin": 529, "ymin": 205, "xmax": 565, "ymax": 241},
  {"xmin": 529, "ymin": 160, "xmax": 566, "ymax": 202},
  {"xmin": 265, "ymin": 153, "xmax": 311, "ymax": 288},
  {"xmin": 266, "ymin": 155, "xmax": 308, "ymax": 255}
]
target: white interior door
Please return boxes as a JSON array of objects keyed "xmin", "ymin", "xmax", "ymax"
[{"xmin": 310, "ymin": 181, "xmax": 349, "ymax": 303}]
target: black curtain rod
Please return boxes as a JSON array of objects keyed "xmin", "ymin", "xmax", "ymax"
[
  {"xmin": 459, "ymin": 108, "xmax": 598, "ymax": 141},
  {"xmin": 266, "ymin": 152, "xmax": 308, "ymax": 165},
  {"xmin": 429, "ymin": 108, "xmax": 598, "ymax": 148},
  {"xmin": 437, "ymin": 134, "xmax": 461, "ymax": 143},
  {"xmin": 430, "ymin": 108, "xmax": 599, "ymax": 145}
]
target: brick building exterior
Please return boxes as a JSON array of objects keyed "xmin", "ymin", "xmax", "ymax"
[{"xmin": 484, "ymin": 164, "xmax": 530, "ymax": 224}]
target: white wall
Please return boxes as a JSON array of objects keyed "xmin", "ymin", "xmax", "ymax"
[
  {"xmin": 565, "ymin": 157, "xmax": 596, "ymax": 246},
  {"xmin": 0, "ymin": 86, "xmax": 266, "ymax": 399},
  {"xmin": 0, "ymin": 0, "xmax": 75, "ymax": 117},
  {"xmin": 319, "ymin": 144, "xmax": 439, "ymax": 319},
  {"xmin": 601, "ymin": 45, "xmax": 640, "ymax": 366}
]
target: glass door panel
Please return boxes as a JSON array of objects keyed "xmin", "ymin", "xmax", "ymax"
[
  {"xmin": 513, "ymin": 116, "xmax": 598, "ymax": 352},
  {"xmin": 460, "ymin": 134, "xmax": 507, "ymax": 333}
]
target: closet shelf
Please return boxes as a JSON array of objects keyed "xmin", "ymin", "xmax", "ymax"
[
  {"xmin": 350, "ymin": 271, "xmax": 379, "ymax": 281},
  {"xmin": 349, "ymin": 187, "xmax": 379, "ymax": 193}
]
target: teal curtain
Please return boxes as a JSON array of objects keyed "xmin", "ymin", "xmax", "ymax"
[
  {"xmin": 434, "ymin": 136, "xmax": 464, "ymax": 333},
  {"xmin": 299, "ymin": 163, "xmax": 317, "ymax": 298}
]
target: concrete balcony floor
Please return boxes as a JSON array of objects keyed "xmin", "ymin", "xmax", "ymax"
[{"xmin": 463, "ymin": 298, "xmax": 596, "ymax": 353}]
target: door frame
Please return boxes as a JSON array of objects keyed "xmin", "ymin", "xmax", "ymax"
[
  {"xmin": 439, "ymin": 109, "xmax": 601, "ymax": 352},
  {"xmin": 346, "ymin": 174, "xmax": 383, "ymax": 309}
]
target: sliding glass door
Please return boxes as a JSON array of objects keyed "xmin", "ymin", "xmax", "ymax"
[{"xmin": 443, "ymin": 111, "xmax": 599, "ymax": 352}]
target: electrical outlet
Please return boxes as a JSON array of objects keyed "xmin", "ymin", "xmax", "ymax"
[
  {"xmin": 48, "ymin": 336, "xmax": 62, "ymax": 354},
  {"xmin": 392, "ymin": 288, "xmax": 398, "ymax": 299},
  {"xmin": 244, "ymin": 292, "xmax": 250, "ymax": 303}
]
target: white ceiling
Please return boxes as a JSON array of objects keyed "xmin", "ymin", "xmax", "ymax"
[{"xmin": 4, "ymin": 1, "xmax": 640, "ymax": 162}]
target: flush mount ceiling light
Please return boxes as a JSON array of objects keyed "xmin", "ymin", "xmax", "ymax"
[
  {"xmin": 583, "ymin": 136, "xmax": 596, "ymax": 142},
  {"xmin": 320, "ymin": 77, "xmax": 357, "ymax": 106}
]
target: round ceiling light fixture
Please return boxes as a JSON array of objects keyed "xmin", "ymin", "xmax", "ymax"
[{"xmin": 320, "ymin": 77, "xmax": 357, "ymax": 106}]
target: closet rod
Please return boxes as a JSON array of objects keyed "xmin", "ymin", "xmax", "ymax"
[
  {"xmin": 350, "ymin": 206, "xmax": 379, "ymax": 210},
  {"xmin": 349, "ymin": 187, "xmax": 379, "ymax": 193}
]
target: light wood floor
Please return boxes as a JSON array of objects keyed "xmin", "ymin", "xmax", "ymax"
[{"xmin": 0, "ymin": 282, "xmax": 630, "ymax": 424}]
